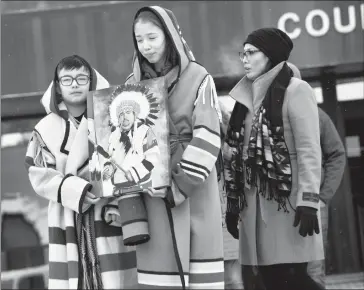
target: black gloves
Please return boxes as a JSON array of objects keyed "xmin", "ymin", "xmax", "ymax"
[
  {"xmin": 226, "ymin": 212, "xmax": 239, "ymax": 240},
  {"xmin": 293, "ymin": 206, "xmax": 320, "ymax": 237}
]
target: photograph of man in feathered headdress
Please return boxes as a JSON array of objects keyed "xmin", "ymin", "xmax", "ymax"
[
  {"xmin": 96, "ymin": 84, "xmax": 161, "ymax": 195},
  {"xmin": 87, "ymin": 81, "xmax": 169, "ymax": 246}
]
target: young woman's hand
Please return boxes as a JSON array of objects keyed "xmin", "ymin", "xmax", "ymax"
[{"xmin": 143, "ymin": 187, "xmax": 168, "ymax": 198}]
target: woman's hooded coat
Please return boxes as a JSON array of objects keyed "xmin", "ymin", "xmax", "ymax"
[{"xmin": 107, "ymin": 5, "xmax": 225, "ymax": 289}]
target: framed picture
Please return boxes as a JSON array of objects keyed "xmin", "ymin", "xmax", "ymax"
[{"xmin": 87, "ymin": 77, "xmax": 170, "ymax": 197}]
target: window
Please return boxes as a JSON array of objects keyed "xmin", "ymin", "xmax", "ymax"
[
  {"xmin": 308, "ymin": 81, "xmax": 323, "ymax": 104},
  {"xmin": 337, "ymin": 77, "xmax": 364, "ymax": 102},
  {"xmin": 345, "ymin": 135, "xmax": 362, "ymax": 158}
]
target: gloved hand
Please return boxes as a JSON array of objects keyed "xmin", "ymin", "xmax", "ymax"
[
  {"xmin": 293, "ymin": 206, "xmax": 320, "ymax": 237},
  {"xmin": 226, "ymin": 212, "xmax": 239, "ymax": 240}
]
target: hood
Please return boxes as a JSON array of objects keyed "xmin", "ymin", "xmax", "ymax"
[
  {"xmin": 131, "ymin": 6, "xmax": 195, "ymax": 81},
  {"xmin": 287, "ymin": 62, "xmax": 301, "ymax": 79},
  {"xmin": 40, "ymin": 68, "xmax": 109, "ymax": 117}
]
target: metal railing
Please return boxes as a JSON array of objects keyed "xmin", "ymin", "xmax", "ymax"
[
  {"xmin": 1, "ymin": 92, "xmax": 45, "ymax": 119},
  {"xmin": 1, "ymin": 264, "xmax": 49, "ymax": 290}
]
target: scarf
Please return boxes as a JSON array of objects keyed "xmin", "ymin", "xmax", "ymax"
[
  {"xmin": 141, "ymin": 60, "xmax": 174, "ymax": 80},
  {"xmin": 225, "ymin": 62, "xmax": 293, "ymax": 214},
  {"xmin": 76, "ymin": 207, "xmax": 103, "ymax": 289}
]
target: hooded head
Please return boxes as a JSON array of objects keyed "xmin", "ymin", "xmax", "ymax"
[
  {"xmin": 41, "ymin": 55, "xmax": 109, "ymax": 117},
  {"xmin": 131, "ymin": 6, "xmax": 195, "ymax": 81}
]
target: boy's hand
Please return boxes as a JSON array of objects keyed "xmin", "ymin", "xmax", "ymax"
[{"xmin": 84, "ymin": 191, "xmax": 100, "ymax": 205}]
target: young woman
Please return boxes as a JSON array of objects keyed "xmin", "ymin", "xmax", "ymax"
[
  {"xmin": 223, "ymin": 28, "xmax": 324, "ymax": 290},
  {"xmin": 104, "ymin": 6, "xmax": 225, "ymax": 289}
]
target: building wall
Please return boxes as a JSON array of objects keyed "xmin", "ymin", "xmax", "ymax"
[{"xmin": 2, "ymin": 1, "xmax": 363, "ymax": 95}]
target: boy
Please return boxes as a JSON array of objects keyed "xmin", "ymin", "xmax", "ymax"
[{"xmin": 25, "ymin": 55, "xmax": 137, "ymax": 289}]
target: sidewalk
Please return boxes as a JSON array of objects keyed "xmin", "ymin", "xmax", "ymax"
[
  {"xmin": 225, "ymin": 271, "xmax": 364, "ymax": 289},
  {"xmin": 325, "ymin": 272, "xmax": 364, "ymax": 289}
]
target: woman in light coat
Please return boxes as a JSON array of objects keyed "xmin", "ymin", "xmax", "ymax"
[
  {"xmin": 103, "ymin": 6, "xmax": 225, "ymax": 289},
  {"xmin": 223, "ymin": 28, "xmax": 324, "ymax": 290}
]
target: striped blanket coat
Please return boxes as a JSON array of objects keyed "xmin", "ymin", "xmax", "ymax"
[
  {"xmin": 104, "ymin": 6, "xmax": 225, "ymax": 289},
  {"xmin": 25, "ymin": 69, "xmax": 138, "ymax": 289}
]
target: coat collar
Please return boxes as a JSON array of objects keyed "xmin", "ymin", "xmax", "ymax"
[
  {"xmin": 229, "ymin": 61, "xmax": 286, "ymax": 113},
  {"xmin": 64, "ymin": 117, "xmax": 90, "ymax": 174},
  {"xmin": 60, "ymin": 111, "xmax": 87, "ymax": 155}
]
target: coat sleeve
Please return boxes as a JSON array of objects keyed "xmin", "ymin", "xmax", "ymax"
[
  {"xmin": 319, "ymin": 110, "xmax": 346, "ymax": 204},
  {"xmin": 25, "ymin": 130, "xmax": 91, "ymax": 213},
  {"xmin": 287, "ymin": 81, "xmax": 322, "ymax": 210},
  {"xmin": 129, "ymin": 128, "xmax": 160, "ymax": 184},
  {"xmin": 166, "ymin": 75, "xmax": 222, "ymax": 207}
]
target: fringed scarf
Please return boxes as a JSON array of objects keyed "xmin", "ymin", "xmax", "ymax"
[
  {"xmin": 76, "ymin": 207, "xmax": 103, "ymax": 290},
  {"xmin": 225, "ymin": 63, "xmax": 293, "ymax": 215}
]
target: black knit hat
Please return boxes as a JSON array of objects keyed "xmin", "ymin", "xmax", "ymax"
[{"xmin": 244, "ymin": 28, "xmax": 293, "ymax": 66}]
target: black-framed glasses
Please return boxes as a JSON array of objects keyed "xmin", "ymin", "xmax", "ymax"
[
  {"xmin": 59, "ymin": 75, "xmax": 90, "ymax": 86},
  {"xmin": 239, "ymin": 49, "xmax": 260, "ymax": 61}
]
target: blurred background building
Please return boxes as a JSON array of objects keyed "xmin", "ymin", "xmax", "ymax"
[{"xmin": 1, "ymin": 1, "xmax": 363, "ymax": 289}]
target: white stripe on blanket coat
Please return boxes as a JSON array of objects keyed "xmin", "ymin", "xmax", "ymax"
[
  {"xmin": 66, "ymin": 243, "xmax": 79, "ymax": 262},
  {"xmin": 96, "ymin": 236, "xmax": 135, "ymax": 255},
  {"xmin": 48, "ymin": 277, "xmax": 79, "ymax": 289},
  {"xmin": 179, "ymin": 161, "xmax": 209, "ymax": 180},
  {"xmin": 47, "ymin": 206, "xmax": 75, "ymax": 228},
  {"xmin": 189, "ymin": 260, "xmax": 224, "ymax": 274},
  {"xmin": 189, "ymin": 281, "xmax": 225, "ymax": 289},
  {"xmin": 68, "ymin": 278, "xmax": 78, "ymax": 289},
  {"xmin": 182, "ymin": 145, "xmax": 217, "ymax": 178},
  {"xmin": 48, "ymin": 278, "xmax": 70, "ymax": 289},
  {"xmin": 189, "ymin": 260, "xmax": 224, "ymax": 289},
  {"xmin": 184, "ymin": 144, "xmax": 217, "ymax": 161},
  {"xmin": 138, "ymin": 272, "xmax": 189, "ymax": 287},
  {"xmin": 49, "ymin": 244, "xmax": 76, "ymax": 262}
]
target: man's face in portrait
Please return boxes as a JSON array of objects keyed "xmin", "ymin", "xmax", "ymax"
[{"xmin": 118, "ymin": 107, "xmax": 135, "ymax": 131}]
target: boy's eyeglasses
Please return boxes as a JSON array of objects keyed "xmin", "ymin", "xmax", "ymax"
[
  {"xmin": 59, "ymin": 75, "xmax": 90, "ymax": 86},
  {"xmin": 239, "ymin": 49, "xmax": 260, "ymax": 61}
]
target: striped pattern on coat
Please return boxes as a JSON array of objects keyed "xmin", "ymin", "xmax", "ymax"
[
  {"xmin": 25, "ymin": 81, "xmax": 138, "ymax": 288},
  {"xmin": 102, "ymin": 5, "xmax": 225, "ymax": 288}
]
